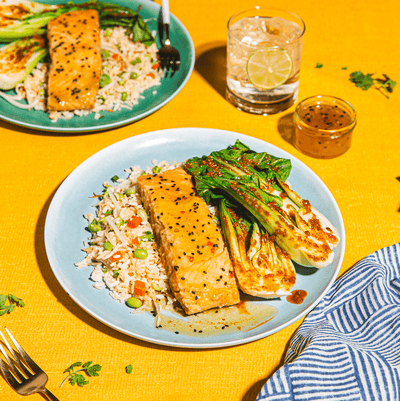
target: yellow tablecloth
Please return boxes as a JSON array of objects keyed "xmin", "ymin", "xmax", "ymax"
[{"xmin": 1, "ymin": 0, "xmax": 400, "ymax": 400}]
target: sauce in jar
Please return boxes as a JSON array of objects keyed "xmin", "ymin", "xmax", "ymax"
[{"xmin": 293, "ymin": 95, "xmax": 357, "ymax": 159}]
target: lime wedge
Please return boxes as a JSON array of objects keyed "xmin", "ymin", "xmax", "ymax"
[{"xmin": 246, "ymin": 48, "xmax": 293, "ymax": 90}]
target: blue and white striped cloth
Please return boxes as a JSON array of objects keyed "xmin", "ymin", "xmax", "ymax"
[{"xmin": 256, "ymin": 243, "xmax": 400, "ymax": 401}]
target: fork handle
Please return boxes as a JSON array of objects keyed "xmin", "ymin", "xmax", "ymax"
[
  {"xmin": 40, "ymin": 388, "xmax": 60, "ymax": 401},
  {"xmin": 162, "ymin": 0, "xmax": 170, "ymax": 25}
]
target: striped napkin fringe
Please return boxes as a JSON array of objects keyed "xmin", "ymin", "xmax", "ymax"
[{"xmin": 256, "ymin": 243, "xmax": 400, "ymax": 401}]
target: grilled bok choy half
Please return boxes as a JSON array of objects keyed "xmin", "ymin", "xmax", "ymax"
[
  {"xmin": 0, "ymin": 0, "xmax": 57, "ymax": 41},
  {"xmin": 184, "ymin": 140, "xmax": 339, "ymax": 270},
  {"xmin": 0, "ymin": 36, "xmax": 47, "ymax": 90},
  {"xmin": 219, "ymin": 199, "xmax": 296, "ymax": 298}
]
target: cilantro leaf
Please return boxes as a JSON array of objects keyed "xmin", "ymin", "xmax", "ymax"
[
  {"xmin": 349, "ymin": 71, "xmax": 374, "ymax": 90},
  {"xmin": 60, "ymin": 361, "xmax": 102, "ymax": 388},
  {"xmin": 0, "ymin": 294, "xmax": 25, "ymax": 315},
  {"xmin": 315, "ymin": 62, "xmax": 323, "ymax": 68},
  {"xmin": 0, "ymin": 294, "xmax": 7, "ymax": 306},
  {"xmin": 126, "ymin": 364, "xmax": 133, "ymax": 374},
  {"xmin": 349, "ymin": 71, "xmax": 396, "ymax": 98},
  {"xmin": 86, "ymin": 363, "xmax": 102, "ymax": 377}
]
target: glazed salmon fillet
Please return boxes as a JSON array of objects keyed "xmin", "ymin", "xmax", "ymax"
[
  {"xmin": 137, "ymin": 168, "xmax": 240, "ymax": 315},
  {"xmin": 47, "ymin": 9, "xmax": 101, "ymax": 111}
]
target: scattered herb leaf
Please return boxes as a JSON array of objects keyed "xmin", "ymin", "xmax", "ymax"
[
  {"xmin": 342, "ymin": 67, "xmax": 347, "ymax": 70},
  {"xmin": 0, "ymin": 294, "xmax": 25, "ymax": 316},
  {"xmin": 349, "ymin": 71, "xmax": 396, "ymax": 98},
  {"xmin": 60, "ymin": 361, "xmax": 102, "ymax": 388},
  {"xmin": 126, "ymin": 364, "xmax": 133, "ymax": 374},
  {"xmin": 315, "ymin": 62, "xmax": 323, "ymax": 68}
]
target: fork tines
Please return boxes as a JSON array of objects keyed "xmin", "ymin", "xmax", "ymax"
[
  {"xmin": 160, "ymin": 58, "xmax": 181, "ymax": 78},
  {"xmin": 0, "ymin": 327, "xmax": 34, "ymax": 383}
]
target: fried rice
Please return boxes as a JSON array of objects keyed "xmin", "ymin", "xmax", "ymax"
[
  {"xmin": 12, "ymin": 26, "xmax": 162, "ymax": 121},
  {"xmin": 76, "ymin": 161, "xmax": 183, "ymax": 323}
]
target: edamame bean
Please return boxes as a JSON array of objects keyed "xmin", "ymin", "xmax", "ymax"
[
  {"xmin": 126, "ymin": 297, "xmax": 142, "ymax": 308},
  {"xmin": 134, "ymin": 248, "xmax": 148, "ymax": 259},
  {"xmin": 103, "ymin": 241, "xmax": 113, "ymax": 251}
]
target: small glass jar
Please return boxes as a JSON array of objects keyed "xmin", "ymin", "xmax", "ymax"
[{"xmin": 293, "ymin": 95, "xmax": 357, "ymax": 159}]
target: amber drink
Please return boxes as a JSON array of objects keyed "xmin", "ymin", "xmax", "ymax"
[{"xmin": 293, "ymin": 95, "xmax": 357, "ymax": 159}]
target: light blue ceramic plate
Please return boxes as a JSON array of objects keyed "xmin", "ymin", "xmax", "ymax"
[
  {"xmin": 0, "ymin": 0, "xmax": 194, "ymax": 133},
  {"xmin": 44, "ymin": 129, "xmax": 345, "ymax": 348}
]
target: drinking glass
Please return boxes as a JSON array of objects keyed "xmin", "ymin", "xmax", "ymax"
[{"xmin": 226, "ymin": 7, "xmax": 305, "ymax": 115}]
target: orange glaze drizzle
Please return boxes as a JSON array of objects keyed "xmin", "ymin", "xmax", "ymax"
[{"xmin": 287, "ymin": 289, "xmax": 307, "ymax": 305}]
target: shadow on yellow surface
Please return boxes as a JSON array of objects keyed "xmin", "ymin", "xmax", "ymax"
[
  {"xmin": 276, "ymin": 112, "xmax": 295, "ymax": 147},
  {"xmin": 241, "ymin": 332, "xmax": 293, "ymax": 401},
  {"xmin": 195, "ymin": 41, "xmax": 227, "ymax": 99}
]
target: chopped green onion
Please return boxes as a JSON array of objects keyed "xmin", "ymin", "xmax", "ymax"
[
  {"xmin": 111, "ymin": 175, "xmax": 119, "ymax": 182},
  {"xmin": 104, "ymin": 28, "xmax": 113, "ymax": 37},
  {"xmin": 130, "ymin": 72, "xmax": 138, "ymax": 80},
  {"xmin": 102, "ymin": 268, "xmax": 107, "ymax": 273},
  {"xmin": 116, "ymin": 192, "xmax": 124, "ymax": 201},
  {"xmin": 130, "ymin": 57, "xmax": 141, "ymax": 65},
  {"xmin": 152, "ymin": 166, "xmax": 162, "ymax": 174},
  {"xmin": 101, "ymin": 49, "xmax": 110, "ymax": 59},
  {"xmin": 103, "ymin": 241, "xmax": 113, "ymax": 251},
  {"xmin": 118, "ymin": 79, "xmax": 126, "ymax": 86},
  {"xmin": 98, "ymin": 216, "xmax": 106, "ymax": 225},
  {"xmin": 105, "ymin": 210, "xmax": 113, "ymax": 216},
  {"xmin": 39, "ymin": 89, "xmax": 45, "ymax": 96},
  {"xmin": 113, "ymin": 270, "xmax": 120, "ymax": 279},
  {"xmin": 88, "ymin": 219, "xmax": 101, "ymax": 232},
  {"xmin": 137, "ymin": 209, "xmax": 148, "ymax": 222},
  {"xmin": 115, "ymin": 217, "xmax": 126, "ymax": 227},
  {"xmin": 139, "ymin": 231, "xmax": 153, "ymax": 242},
  {"xmin": 121, "ymin": 92, "xmax": 128, "ymax": 101},
  {"xmin": 100, "ymin": 74, "xmax": 111, "ymax": 88},
  {"xmin": 125, "ymin": 188, "xmax": 135, "ymax": 196}
]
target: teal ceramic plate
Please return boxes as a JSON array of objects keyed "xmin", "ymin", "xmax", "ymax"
[
  {"xmin": 0, "ymin": 0, "xmax": 194, "ymax": 133},
  {"xmin": 44, "ymin": 129, "xmax": 345, "ymax": 348}
]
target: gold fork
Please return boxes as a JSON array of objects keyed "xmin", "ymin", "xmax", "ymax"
[{"xmin": 0, "ymin": 327, "xmax": 59, "ymax": 400}]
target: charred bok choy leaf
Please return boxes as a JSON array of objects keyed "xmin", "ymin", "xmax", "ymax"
[
  {"xmin": 97, "ymin": 3, "xmax": 155, "ymax": 46},
  {"xmin": 0, "ymin": 35, "xmax": 47, "ymax": 89},
  {"xmin": 219, "ymin": 199, "xmax": 296, "ymax": 298},
  {"xmin": 185, "ymin": 140, "xmax": 339, "ymax": 269}
]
